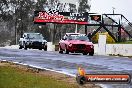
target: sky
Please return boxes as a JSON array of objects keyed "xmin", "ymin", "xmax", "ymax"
[
  {"xmin": 90, "ymin": 0, "xmax": 132, "ymax": 22},
  {"xmin": 60, "ymin": 0, "xmax": 132, "ymax": 22}
]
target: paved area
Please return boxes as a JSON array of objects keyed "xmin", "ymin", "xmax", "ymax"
[{"xmin": 0, "ymin": 48, "xmax": 132, "ymax": 88}]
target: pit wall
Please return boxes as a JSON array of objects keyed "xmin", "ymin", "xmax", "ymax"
[
  {"xmin": 94, "ymin": 44, "xmax": 132, "ymax": 56},
  {"xmin": 3, "ymin": 43, "xmax": 132, "ymax": 56},
  {"xmin": 51, "ymin": 44, "xmax": 132, "ymax": 56}
]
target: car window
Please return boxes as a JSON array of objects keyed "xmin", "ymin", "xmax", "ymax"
[
  {"xmin": 76, "ymin": 36, "xmax": 89, "ymax": 41},
  {"xmin": 68, "ymin": 35, "xmax": 89, "ymax": 41},
  {"xmin": 67, "ymin": 34, "xmax": 79, "ymax": 40},
  {"xmin": 27, "ymin": 34, "xmax": 43, "ymax": 39}
]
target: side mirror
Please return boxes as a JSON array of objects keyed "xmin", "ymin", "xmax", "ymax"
[
  {"xmin": 43, "ymin": 37, "xmax": 45, "ymax": 39},
  {"xmin": 62, "ymin": 37, "xmax": 67, "ymax": 40},
  {"xmin": 19, "ymin": 38, "xmax": 23, "ymax": 41}
]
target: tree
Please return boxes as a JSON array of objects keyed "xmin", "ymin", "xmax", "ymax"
[
  {"xmin": 78, "ymin": 0, "xmax": 91, "ymax": 13},
  {"xmin": 0, "ymin": 0, "xmax": 92, "ymax": 45},
  {"xmin": 0, "ymin": 0, "xmax": 37, "ymax": 45},
  {"xmin": 124, "ymin": 24, "xmax": 132, "ymax": 40},
  {"xmin": 35, "ymin": 0, "xmax": 47, "ymax": 10}
]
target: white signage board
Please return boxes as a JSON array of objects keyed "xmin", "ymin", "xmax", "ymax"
[{"xmin": 98, "ymin": 35, "xmax": 106, "ymax": 55}]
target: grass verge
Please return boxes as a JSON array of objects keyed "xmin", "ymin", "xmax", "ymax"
[
  {"xmin": 0, "ymin": 63, "xmax": 76, "ymax": 88},
  {"xmin": 0, "ymin": 61, "xmax": 101, "ymax": 88}
]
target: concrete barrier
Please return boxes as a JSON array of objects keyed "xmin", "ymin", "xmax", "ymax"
[
  {"xmin": 47, "ymin": 42, "xmax": 55, "ymax": 51},
  {"xmin": 3, "ymin": 45, "xmax": 19, "ymax": 49},
  {"xmin": 98, "ymin": 35, "xmax": 106, "ymax": 55},
  {"xmin": 94, "ymin": 44, "xmax": 132, "ymax": 56},
  {"xmin": 2, "ymin": 43, "xmax": 132, "ymax": 56}
]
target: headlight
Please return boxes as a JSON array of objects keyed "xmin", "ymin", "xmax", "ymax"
[
  {"xmin": 69, "ymin": 43, "xmax": 72, "ymax": 47},
  {"xmin": 90, "ymin": 45, "xmax": 94, "ymax": 48},
  {"xmin": 45, "ymin": 42, "xmax": 47, "ymax": 45},
  {"xmin": 42, "ymin": 40, "xmax": 47, "ymax": 45},
  {"xmin": 26, "ymin": 41, "xmax": 30, "ymax": 44},
  {"xmin": 43, "ymin": 42, "xmax": 47, "ymax": 45}
]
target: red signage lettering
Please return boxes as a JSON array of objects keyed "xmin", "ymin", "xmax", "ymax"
[{"xmin": 38, "ymin": 12, "xmax": 64, "ymax": 20}]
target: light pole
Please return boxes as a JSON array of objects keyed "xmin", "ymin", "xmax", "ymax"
[
  {"xmin": 75, "ymin": 1, "xmax": 79, "ymax": 33},
  {"xmin": 112, "ymin": 7, "xmax": 115, "ymax": 14},
  {"xmin": 15, "ymin": 0, "xmax": 19, "ymax": 45},
  {"xmin": 112, "ymin": 7, "xmax": 115, "ymax": 34},
  {"xmin": 15, "ymin": 18, "xmax": 21, "ymax": 45},
  {"xmin": 15, "ymin": 18, "xmax": 17, "ymax": 45},
  {"xmin": 19, "ymin": 0, "xmax": 23, "ymax": 38}
]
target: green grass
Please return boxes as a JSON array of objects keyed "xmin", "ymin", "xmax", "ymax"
[
  {"xmin": 93, "ymin": 40, "xmax": 132, "ymax": 44},
  {"xmin": 0, "ymin": 66, "xmax": 76, "ymax": 88},
  {"xmin": 115, "ymin": 41, "xmax": 132, "ymax": 44}
]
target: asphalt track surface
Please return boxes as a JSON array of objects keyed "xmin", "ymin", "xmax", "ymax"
[{"xmin": 0, "ymin": 48, "xmax": 132, "ymax": 88}]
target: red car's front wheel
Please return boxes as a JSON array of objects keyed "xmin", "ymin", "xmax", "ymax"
[
  {"xmin": 65, "ymin": 45, "xmax": 69, "ymax": 54},
  {"xmin": 89, "ymin": 52, "xmax": 94, "ymax": 56},
  {"xmin": 59, "ymin": 46, "xmax": 63, "ymax": 54},
  {"xmin": 83, "ymin": 52, "xmax": 88, "ymax": 55}
]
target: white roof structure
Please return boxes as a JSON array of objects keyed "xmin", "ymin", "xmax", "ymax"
[
  {"xmin": 59, "ymin": 0, "xmax": 78, "ymax": 4},
  {"xmin": 66, "ymin": 33, "xmax": 80, "ymax": 35}
]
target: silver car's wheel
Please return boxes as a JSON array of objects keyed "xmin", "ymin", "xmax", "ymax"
[
  {"xmin": 19, "ymin": 45, "xmax": 23, "ymax": 49},
  {"xmin": 44, "ymin": 46, "xmax": 47, "ymax": 51},
  {"xmin": 24, "ymin": 43, "xmax": 27, "ymax": 50}
]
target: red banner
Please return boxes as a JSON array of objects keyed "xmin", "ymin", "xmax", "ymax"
[{"xmin": 34, "ymin": 11, "xmax": 89, "ymax": 24}]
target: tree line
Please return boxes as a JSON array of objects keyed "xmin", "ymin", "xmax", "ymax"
[{"xmin": 0, "ymin": 0, "xmax": 90, "ymax": 46}]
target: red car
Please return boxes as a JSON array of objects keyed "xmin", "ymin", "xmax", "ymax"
[{"xmin": 59, "ymin": 33, "xmax": 94, "ymax": 56}]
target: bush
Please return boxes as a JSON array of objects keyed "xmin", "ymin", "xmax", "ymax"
[{"xmin": 91, "ymin": 32, "xmax": 115, "ymax": 43}]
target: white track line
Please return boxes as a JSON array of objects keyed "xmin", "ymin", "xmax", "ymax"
[{"xmin": 1, "ymin": 60, "xmax": 106, "ymax": 88}]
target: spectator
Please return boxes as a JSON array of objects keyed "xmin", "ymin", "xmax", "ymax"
[{"xmin": 87, "ymin": 32, "xmax": 92, "ymax": 41}]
